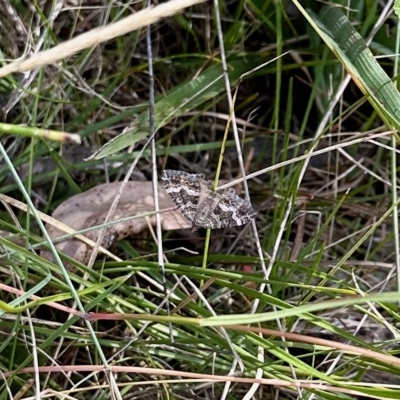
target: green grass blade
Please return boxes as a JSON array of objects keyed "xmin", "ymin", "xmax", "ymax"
[
  {"xmin": 294, "ymin": 3, "xmax": 400, "ymax": 132},
  {"xmin": 92, "ymin": 59, "xmax": 260, "ymax": 159}
]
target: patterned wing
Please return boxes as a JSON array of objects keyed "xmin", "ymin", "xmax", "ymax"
[
  {"xmin": 199, "ymin": 188, "xmax": 256, "ymax": 229},
  {"xmin": 162, "ymin": 170, "xmax": 255, "ymax": 230},
  {"xmin": 162, "ymin": 170, "xmax": 205, "ymax": 224}
]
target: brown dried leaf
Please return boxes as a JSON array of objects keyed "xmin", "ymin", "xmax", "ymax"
[{"xmin": 43, "ymin": 181, "xmax": 191, "ymax": 265}]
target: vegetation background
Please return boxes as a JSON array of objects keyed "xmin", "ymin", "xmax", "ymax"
[{"xmin": 0, "ymin": 0, "xmax": 400, "ymax": 399}]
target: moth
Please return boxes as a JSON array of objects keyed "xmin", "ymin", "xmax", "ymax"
[{"xmin": 162, "ymin": 170, "xmax": 256, "ymax": 230}]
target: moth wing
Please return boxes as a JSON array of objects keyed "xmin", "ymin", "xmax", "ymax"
[
  {"xmin": 162, "ymin": 170, "xmax": 204, "ymax": 223},
  {"xmin": 208, "ymin": 188, "xmax": 256, "ymax": 228}
]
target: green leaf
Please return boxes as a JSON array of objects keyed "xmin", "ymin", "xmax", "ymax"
[
  {"xmin": 87, "ymin": 130, "xmax": 148, "ymax": 160},
  {"xmin": 91, "ymin": 59, "xmax": 260, "ymax": 159},
  {"xmin": 294, "ymin": 3, "xmax": 400, "ymax": 133},
  {"xmin": 395, "ymin": 0, "xmax": 400, "ymax": 18}
]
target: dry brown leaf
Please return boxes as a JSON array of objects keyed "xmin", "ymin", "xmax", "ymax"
[{"xmin": 43, "ymin": 181, "xmax": 191, "ymax": 265}]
